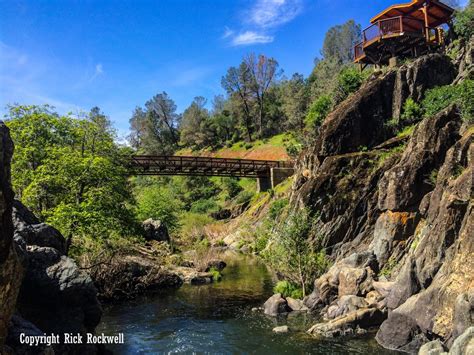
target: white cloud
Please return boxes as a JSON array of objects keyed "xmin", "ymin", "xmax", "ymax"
[
  {"xmin": 248, "ymin": 0, "xmax": 303, "ymax": 28},
  {"xmin": 222, "ymin": 26, "xmax": 235, "ymax": 39},
  {"xmin": 222, "ymin": 0, "xmax": 303, "ymax": 46},
  {"xmin": 231, "ymin": 31, "xmax": 274, "ymax": 46}
]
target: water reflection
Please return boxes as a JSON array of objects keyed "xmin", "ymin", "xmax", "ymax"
[{"xmin": 98, "ymin": 252, "xmax": 397, "ymax": 354}]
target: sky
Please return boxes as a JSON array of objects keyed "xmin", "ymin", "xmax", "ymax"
[{"xmin": 0, "ymin": 0, "xmax": 467, "ymax": 138}]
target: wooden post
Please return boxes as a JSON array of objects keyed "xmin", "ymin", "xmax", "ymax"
[{"xmin": 423, "ymin": 1, "xmax": 430, "ymax": 42}]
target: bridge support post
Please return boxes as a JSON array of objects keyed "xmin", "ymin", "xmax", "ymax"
[
  {"xmin": 270, "ymin": 168, "xmax": 294, "ymax": 189},
  {"xmin": 257, "ymin": 174, "xmax": 272, "ymax": 193}
]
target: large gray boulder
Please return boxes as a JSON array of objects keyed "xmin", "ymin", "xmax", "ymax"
[{"xmin": 263, "ymin": 293, "xmax": 290, "ymax": 316}]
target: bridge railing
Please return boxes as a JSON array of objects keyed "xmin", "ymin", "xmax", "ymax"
[{"xmin": 129, "ymin": 155, "xmax": 294, "ymax": 178}]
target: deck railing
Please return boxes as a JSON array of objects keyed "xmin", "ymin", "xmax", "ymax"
[{"xmin": 354, "ymin": 15, "xmax": 430, "ymax": 61}]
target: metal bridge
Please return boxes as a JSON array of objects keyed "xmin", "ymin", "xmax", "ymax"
[{"xmin": 129, "ymin": 155, "xmax": 293, "ymax": 178}]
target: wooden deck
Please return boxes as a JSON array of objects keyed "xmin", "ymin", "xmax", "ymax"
[{"xmin": 354, "ymin": 0, "xmax": 454, "ymax": 66}]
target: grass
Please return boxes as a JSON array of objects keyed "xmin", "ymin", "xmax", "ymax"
[
  {"xmin": 397, "ymin": 124, "xmax": 416, "ymax": 138},
  {"xmin": 209, "ymin": 267, "xmax": 222, "ymax": 282},
  {"xmin": 377, "ymin": 144, "xmax": 406, "ymax": 168}
]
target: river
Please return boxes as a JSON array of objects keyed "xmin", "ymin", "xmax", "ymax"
[{"xmin": 97, "ymin": 253, "xmax": 397, "ymax": 354}]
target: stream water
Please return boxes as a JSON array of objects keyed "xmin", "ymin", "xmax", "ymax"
[{"xmin": 98, "ymin": 253, "xmax": 397, "ymax": 354}]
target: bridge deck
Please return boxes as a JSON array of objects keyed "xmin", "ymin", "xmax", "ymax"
[{"xmin": 129, "ymin": 155, "xmax": 293, "ymax": 178}]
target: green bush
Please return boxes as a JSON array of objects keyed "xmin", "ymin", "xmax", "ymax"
[
  {"xmin": 190, "ymin": 198, "xmax": 219, "ymax": 214},
  {"xmin": 454, "ymin": 1, "xmax": 474, "ymax": 39},
  {"xmin": 422, "ymin": 80, "xmax": 473, "ymax": 122},
  {"xmin": 136, "ymin": 185, "xmax": 183, "ymax": 230},
  {"xmin": 305, "ymin": 95, "xmax": 332, "ymax": 130},
  {"xmin": 209, "ymin": 267, "xmax": 222, "ymax": 282},
  {"xmin": 221, "ymin": 177, "xmax": 243, "ymax": 199},
  {"xmin": 335, "ymin": 66, "xmax": 367, "ymax": 102},
  {"xmin": 269, "ymin": 198, "xmax": 289, "ymax": 220},
  {"xmin": 235, "ymin": 190, "xmax": 254, "ymax": 205},
  {"xmin": 401, "ymin": 98, "xmax": 422, "ymax": 122},
  {"xmin": 273, "ymin": 281, "xmax": 303, "ymax": 299}
]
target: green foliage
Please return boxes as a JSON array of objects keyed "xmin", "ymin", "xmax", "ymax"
[
  {"xmin": 401, "ymin": 98, "xmax": 422, "ymax": 122},
  {"xmin": 269, "ymin": 198, "xmax": 289, "ymax": 220},
  {"xmin": 235, "ymin": 190, "xmax": 254, "ymax": 205},
  {"xmin": 397, "ymin": 124, "xmax": 416, "ymax": 138},
  {"xmin": 334, "ymin": 66, "xmax": 367, "ymax": 102},
  {"xmin": 214, "ymin": 239, "xmax": 226, "ymax": 247},
  {"xmin": 273, "ymin": 281, "xmax": 303, "ymax": 299},
  {"xmin": 428, "ymin": 169, "xmax": 439, "ymax": 186},
  {"xmin": 380, "ymin": 257, "xmax": 398, "ymax": 278},
  {"xmin": 263, "ymin": 209, "xmax": 331, "ymax": 297},
  {"xmin": 322, "ymin": 20, "xmax": 361, "ymax": 64},
  {"xmin": 305, "ymin": 95, "xmax": 332, "ymax": 130},
  {"xmin": 190, "ymin": 199, "xmax": 219, "ymax": 214},
  {"xmin": 6, "ymin": 105, "xmax": 137, "ymax": 252},
  {"xmin": 422, "ymin": 80, "xmax": 473, "ymax": 122},
  {"xmin": 454, "ymin": 0, "xmax": 474, "ymax": 39},
  {"xmin": 136, "ymin": 185, "xmax": 183, "ymax": 230},
  {"xmin": 209, "ymin": 267, "xmax": 222, "ymax": 282},
  {"xmin": 221, "ymin": 177, "xmax": 243, "ymax": 200}
]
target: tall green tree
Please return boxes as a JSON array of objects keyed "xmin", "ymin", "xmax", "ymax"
[
  {"xmin": 129, "ymin": 92, "xmax": 180, "ymax": 154},
  {"xmin": 180, "ymin": 96, "xmax": 211, "ymax": 149},
  {"xmin": 322, "ymin": 19, "xmax": 361, "ymax": 64},
  {"xmin": 6, "ymin": 105, "xmax": 135, "ymax": 255},
  {"xmin": 280, "ymin": 73, "xmax": 310, "ymax": 132}
]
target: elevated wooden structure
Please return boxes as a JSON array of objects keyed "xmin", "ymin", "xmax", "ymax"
[
  {"xmin": 129, "ymin": 155, "xmax": 294, "ymax": 191},
  {"xmin": 354, "ymin": 0, "xmax": 454, "ymax": 66}
]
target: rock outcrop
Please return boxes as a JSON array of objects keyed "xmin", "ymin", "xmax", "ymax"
[
  {"xmin": 0, "ymin": 122, "xmax": 22, "ymax": 351},
  {"xmin": 142, "ymin": 218, "xmax": 170, "ymax": 242},
  {"xmin": 292, "ymin": 53, "xmax": 473, "ymax": 352}
]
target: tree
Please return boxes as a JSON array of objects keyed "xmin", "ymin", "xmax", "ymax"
[
  {"xmin": 322, "ymin": 20, "xmax": 361, "ymax": 64},
  {"xmin": 280, "ymin": 73, "xmax": 310, "ymax": 132},
  {"xmin": 6, "ymin": 105, "xmax": 136, "ymax": 256},
  {"xmin": 265, "ymin": 209, "xmax": 330, "ymax": 297},
  {"xmin": 180, "ymin": 96, "xmax": 210, "ymax": 149},
  {"xmin": 221, "ymin": 63, "xmax": 254, "ymax": 141},
  {"xmin": 129, "ymin": 92, "xmax": 180, "ymax": 154},
  {"xmin": 245, "ymin": 53, "xmax": 280, "ymax": 137}
]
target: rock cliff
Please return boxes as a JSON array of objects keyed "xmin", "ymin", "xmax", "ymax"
[
  {"xmin": 293, "ymin": 52, "xmax": 473, "ymax": 352},
  {"xmin": 0, "ymin": 122, "xmax": 103, "ymax": 354}
]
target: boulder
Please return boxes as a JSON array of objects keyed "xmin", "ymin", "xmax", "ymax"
[
  {"xmin": 449, "ymin": 327, "xmax": 474, "ymax": 355},
  {"xmin": 326, "ymin": 295, "xmax": 368, "ymax": 319},
  {"xmin": 286, "ymin": 297, "xmax": 308, "ymax": 312},
  {"xmin": 6, "ymin": 315, "xmax": 54, "ymax": 354},
  {"xmin": 308, "ymin": 308, "xmax": 387, "ymax": 338},
  {"xmin": 418, "ymin": 339, "xmax": 446, "ymax": 355},
  {"xmin": 263, "ymin": 294, "xmax": 291, "ymax": 316},
  {"xmin": 17, "ymin": 246, "xmax": 102, "ymax": 335},
  {"xmin": 15, "ymin": 223, "xmax": 66, "ymax": 255},
  {"xmin": 273, "ymin": 325, "xmax": 289, "ymax": 333},
  {"xmin": 142, "ymin": 218, "xmax": 170, "ymax": 242}
]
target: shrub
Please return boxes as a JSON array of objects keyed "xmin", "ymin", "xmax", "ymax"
[
  {"xmin": 305, "ymin": 95, "xmax": 332, "ymax": 130},
  {"xmin": 401, "ymin": 98, "xmax": 422, "ymax": 122},
  {"xmin": 190, "ymin": 198, "xmax": 219, "ymax": 214},
  {"xmin": 235, "ymin": 190, "xmax": 254, "ymax": 205},
  {"xmin": 221, "ymin": 177, "xmax": 243, "ymax": 199},
  {"xmin": 269, "ymin": 198, "xmax": 289, "ymax": 220},
  {"xmin": 334, "ymin": 66, "xmax": 367, "ymax": 102},
  {"xmin": 422, "ymin": 80, "xmax": 473, "ymax": 122},
  {"xmin": 273, "ymin": 281, "xmax": 303, "ymax": 299},
  {"xmin": 263, "ymin": 209, "xmax": 331, "ymax": 297},
  {"xmin": 209, "ymin": 267, "xmax": 222, "ymax": 281},
  {"xmin": 136, "ymin": 185, "xmax": 183, "ymax": 230}
]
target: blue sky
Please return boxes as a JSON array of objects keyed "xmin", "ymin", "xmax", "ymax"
[{"xmin": 0, "ymin": 0, "xmax": 466, "ymax": 138}]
